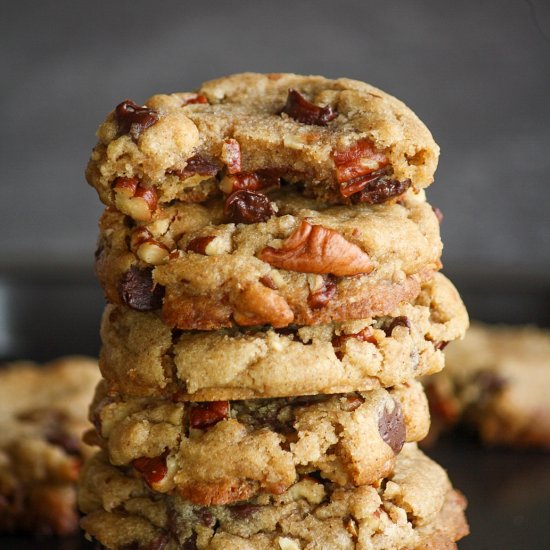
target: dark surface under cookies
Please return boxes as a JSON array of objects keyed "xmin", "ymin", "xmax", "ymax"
[{"xmin": 0, "ymin": 269, "xmax": 549, "ymax": 549}]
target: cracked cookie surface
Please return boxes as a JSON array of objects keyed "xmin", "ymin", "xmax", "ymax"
[
  {"xmin": 99, "ymin": 273, "xmax": 467, "ymax": 400},
  {"xmin": 96, "ymin": 188, "xmax": 442, "ymax": 330},
  {"xmin": 0, "ymin": 357, "xmax": 100, "ymax": 535},
  {"xmin": 88, "ymin": 380, "xmax": 429, "ymax": 505},
  {"xmin": 79, "ymin": 444, "xmax": 468, "ymax": 550},
  {"xmin": 87, "ymin": 73, "xmax": 439, "ymax": 214}
]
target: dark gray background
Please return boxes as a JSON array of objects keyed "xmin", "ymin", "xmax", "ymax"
[{"xmin": 2, "ymin": 0, "xmax": 549, "ymax": 273}]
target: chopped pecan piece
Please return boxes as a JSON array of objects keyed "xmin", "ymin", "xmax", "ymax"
[
  {"xmin": 168, "ymin": 154, "xmax": 220, "ymax": 179},
  {"xmin": 224, "ymin": 190, "xmax": 275, "ymax": 224},
  {"xmin": 189, "ymin": 401, "xmax": 230, "ymax": 430},
  {"xmin": 131, "ymin": 227, "xmax": 169, "ymax": 264},
  {"xmin": 219, "ymin": 169, "xmax": 282, "ymax": 194},
  {"xmin": 259, "ymin": 221, "xmax": 373, "ymax": 276},
  {"xmin": 182, "ymin": 94, "xmax": 209, "ymax": 106},
  {"xmin": 115, "ymin": 100, "xmax": 159, "ymax": 140},
  {"xmin": 221, "ymin": 138, "xmax": 242, "ymax": 174},
  {"xmin": 308, "ymin": 275, "xmax": 337, "ymax": 309},
  {"xmin": 113, "ymin": 177, "xmax": 157, "ymax": 222},
  {"xmin": 186, "ymin": 235, "xmax": 216, "ymax": 255},
  {"xmin": 119, "ymin": 266, "xmax": 164, "ymax": 311},
  {"xmin": 133, "ymin": 450, "xmax": 169, "ymax": 486},
  {"xmin": 340, "ymin": 394, "xmax": 365, "ymax": 412},
  {"xmin": 384, "ymin": 316, "xmax": 411, "ymax": 336},
  {"xmin": 378, "ymin": 399, "xmax": 406, "ymax": 454},
  {"xmin": 280, "ymin": 89, "xmax": 337, "ymax": 126},
  {"xmin": 332, "ymin": 138, "xmax": 388, "ymax": 183}
]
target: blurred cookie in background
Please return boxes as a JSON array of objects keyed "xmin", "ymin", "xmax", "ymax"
[
  {"xmin": 424, "ymin": 323, "xmax": 550, "ymax": 449},
  {"xmin": 0, "ymin": 357, "xmax": 100, "ymax": 535}
]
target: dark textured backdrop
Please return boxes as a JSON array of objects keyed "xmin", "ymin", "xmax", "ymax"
[{"xmin": 2, "ymin": 0, "xmax": 549, "ymax": 272}]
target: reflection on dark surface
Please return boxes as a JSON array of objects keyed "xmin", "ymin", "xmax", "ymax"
[{"xmin": 0, "ymin": 268, "xmax": 549, "ymax": 549}]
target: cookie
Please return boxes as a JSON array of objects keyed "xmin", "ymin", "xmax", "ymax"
[
  {"xmin": 79, "ymin": 444, "xmax": 467, "ymax": 549},
  {"xmin": 0, "ymin": 357, "xmax": 100, "ymax": 535},
  {"xmin": 86, "ymin": 72, "xmax": 439, "ymax": 217},
  {"xmin": 88, "ymin": 380, "xmax": 429, "ymax": 505},
  {"xmin": 95, "ymin": 188, "xmax": 442, "ymax": 330},
  {"xmin": 99, "ymin": 273, "xmax": 467, "ymax": 400},
  {"xmin": 425, "ymin": 323, "xmax": 550, "ymax": 448}
]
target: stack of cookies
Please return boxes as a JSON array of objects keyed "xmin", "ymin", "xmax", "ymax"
[{"xmin": 79, "ymin": 73, "xmax": 470, "ymax": 549}]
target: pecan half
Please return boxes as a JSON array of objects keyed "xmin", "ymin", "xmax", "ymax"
[
  {"xmin": 113, "ymin": 177, "xmax": 157, "ymax": 222},
  {"xmin": 259, "ymin": 221, "xmax": 373, "ymax": 276},
  {"xmin": 224, "ymin": 190, "xmax": 275, "ymax": 224},
  {"xmin": 332, "ymin": 327, "xmax": 377, "ymax": 359},
  {"xmin": 281, "ymin": 89, "xmax": 337, "ymax": 126},
  {"xmin": 133, "ymin": 450, "xmax": 169, "ymax": 486},
  {"xmin": 332, "ymin": 138, "xmax": 388, "ymax": 183},
  {"xmin": 119, "ymin": 266, "xmax": 164, "ymax": 311},
  {"xmin": 221, "ymin": 138, "xmax": 242, "ymax": 174},
  {"xmin": 115, "ymin": 100, "xmax": 159, "ymax": 140},
  {"xmin": 189, "ymin": 401, "xmax": 230, "ymax": 430}
]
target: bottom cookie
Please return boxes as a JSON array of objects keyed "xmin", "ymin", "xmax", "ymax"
[
  {"xmin": 425, "ymin": 322, "xmax": 550, "ymax": 449},
  {"xmin": 79, "ymin": 444, "xmax": 468, "ymax": 549},
  {"xmin": 0, "ymin": 357, "xmax": 100, "ymax": 535}
]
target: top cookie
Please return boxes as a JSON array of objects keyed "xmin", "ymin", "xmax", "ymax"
[{"xmin": 86, "ymin": 73, "xmax": 439, "ymax": 219}]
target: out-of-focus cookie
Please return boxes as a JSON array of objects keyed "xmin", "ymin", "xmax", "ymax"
[
  {"xmin": 0, "ymin": 357, "xmax": 100, "ymax": 535},
  {"xmin": 87, "ymin": 72, "xmax": 439, "ymax": 215},
  {"xmin": 425, "ymin": 323, "xmax": 550, "ymax": 448}
]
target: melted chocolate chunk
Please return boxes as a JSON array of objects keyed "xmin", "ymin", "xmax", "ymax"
[
  {"xmin": 169, "ymin": 154, "xmax": 220, "ymax": 178},
  {"xmin": 224, "ymin": 190, "xmax": 275, "ymax": 224},
  {"xmin": 281, "ymin": 89, "xmax": 337, "ymax": 126},
  {"xmin": 378, "ymin": 399, "xmax": 406, "ymax": 454},
  {"xmin": 146, "ymin": 532, "xmax": 172, "ymax": 550},
  {"xmin": 347, "ymin": 171, "xmax": 412, "ymax": 205},
  {"xmin": 119, "ymin": 266, "xmax": 164, "ymax": 311},
  {"xmin": 115, "ymin": 100, "xmax": 159, "ymax": 140},
  {"xmin": 182, "ymin": 533, "xmax": 198, "ymax": 550}
]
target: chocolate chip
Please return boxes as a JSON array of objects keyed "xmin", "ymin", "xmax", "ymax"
[
  {"xmin": 229, "ymin": 504, "xmax": 263, "ymax": 519},
  {"xmin": 46, "ymin": 431, "xmax": 81, "ymax": 456},
  {"xmin": 115, "ymin": 100, "xmax": 159, "ymax": 140},
  {"xmin": 434, "ymin": 341, "xmax": 449, "ymax": 351},
  {"xmin": 168, "ymin": 154, "xmax": 220, "ymax": 178},
  {"xmin": 342, "ymin": 168, "xmax": 411, "ymax": 204},
  {"xmin": 224, "ymin": 190, "xmax": 275, "ymax": 224},
  {"xmin": 476, "ymin": 370, "xmax": 508, "ymax": 395},
  {"xmin": 308, "ymin": 276, "xmax": 337, "ymax": 309},
  {"xmin": 280, "ymin": 89, "xmax": 337, "ymax": 126},
  {"xmin": 196, "ymin": 509, "xmax": 215, "ymax": 528},
  {"xmin": 384, "ymin": 316, "xmax": 411, "ymax": 336},
  {"xmin": 119, "ymin": 266, "xmax": 164, "ymax": 311},
  {"xmin": 378, "ymin": 399, "xmax": 406, "ymax": 454}
]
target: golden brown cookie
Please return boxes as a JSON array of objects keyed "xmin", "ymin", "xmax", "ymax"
[
  {"xmin": 87, "ymin": 73, "xmax": 439, "ymax": 215},
  {"xmin": 425, "ymin": 322, "xmax": 550, "ymax": 448},
  {"xmin": 88, "ymin": 380, "xmax": 429, "ymax": 505},
  {"xmin": 0, "ymin": 357, "xmax": 100, "ymax": 535},
  {"xmin": 96, "ymin": 188, "xmax": 442, "ymax": 330},
  {"xmin": 79, "ymin": 444, "xmax": 468, "ymax": 549},
  {"xmin": 99, "ymin": 273, "xmax": 468, "ymax": 400}
]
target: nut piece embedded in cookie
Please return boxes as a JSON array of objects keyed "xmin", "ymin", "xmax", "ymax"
[
  {"xmin": 113, "ymin": 177, "xmax": 158, "ymax": 222},
  {"xmin": 259, "ymin": 220, "xmax": 374, "ymax": 276}
]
